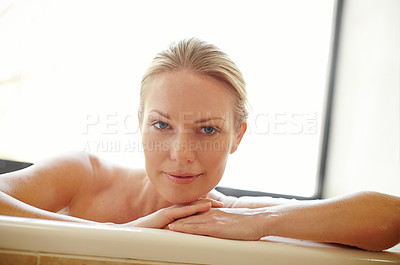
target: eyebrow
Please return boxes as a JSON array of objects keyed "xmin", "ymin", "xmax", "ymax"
[
  {"xmin": 149, "ymin": 110, "xmax": 170, "ymax": 119},
  {"xmin": 148, "ymin": 110, "xmax": 226, "ymax": 123},
  {"xmin": 194, "ymin": 117, "xmax": 226, "ymax": 124}
]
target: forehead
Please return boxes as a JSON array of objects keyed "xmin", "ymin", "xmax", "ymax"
[{"xmin": 143, "ymin": 71, "xmax": 236, "ymax": 119}]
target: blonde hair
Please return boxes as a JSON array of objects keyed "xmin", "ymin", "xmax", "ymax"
[{"xmin": 139, "ymin": 38, "xmax": 248, "ymax": 130}]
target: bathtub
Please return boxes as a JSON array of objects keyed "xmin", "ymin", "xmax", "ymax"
[{"xmin": 0, "ymin": 215, "xmax": 399, "ymax": 265}]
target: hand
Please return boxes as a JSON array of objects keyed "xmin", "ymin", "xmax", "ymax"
[
  {"xmin": 168, "ymin": 207, "xmax": 266, "ymax": 240},
  {"xmin": 122, "ymin": 199, "xmax": 223, "ymax": 229}
]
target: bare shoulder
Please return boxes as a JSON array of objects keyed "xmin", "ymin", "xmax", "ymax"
[
  {"xmin": 87, "ymin": 153, "xmax": 146, "ymax": 188},
  {"xmin": 0, "ymin": 151, "xmax": 147, "ymax": 222},
  {"xmin": 63, "ymin": 153, "xmax": 147, "ymax": 222},
  {"xmin": 0, "ymin": 151, "xmax": 94, "ymax": 190},
  {"xmin": 0, "ymin": 151, "xmax": 95, "ymax": 212}
]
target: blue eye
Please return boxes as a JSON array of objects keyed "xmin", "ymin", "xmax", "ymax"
[
  {"xmin": 201, "ymin": 126, "xmax": 217, "ymax": 134},
  {"xmin": 153, "ymin": 121, "xmax": 170, "ymax": 130}
]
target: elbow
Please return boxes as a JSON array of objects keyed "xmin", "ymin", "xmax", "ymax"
[
  {"xmin": 360, "ymin": 224, "xmax": 400, "ymax": 251},
  {"xmin": 354, "ymin": 191, "xmax": 400, "ymax": 251},
  {"xmin": 349, "ymin": 216, "xmax": 400, "ymax": 251},
  {"xmin": 375, "ymin": 216, "xmax": 400, "ymax": 251}
]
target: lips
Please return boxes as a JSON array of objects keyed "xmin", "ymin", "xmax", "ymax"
[{"xmin": 163, "ymin": 172, "xmax": 202, "ymax": 184}]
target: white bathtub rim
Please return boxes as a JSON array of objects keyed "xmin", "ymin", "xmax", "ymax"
[{"xmin": 0, "ymin": 215, "xmax": 399, "ymax": 265}]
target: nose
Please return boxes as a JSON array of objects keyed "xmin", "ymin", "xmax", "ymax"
[{"xmin": 170, "ymin": 133, "xmax": 196, "ymax": 163}]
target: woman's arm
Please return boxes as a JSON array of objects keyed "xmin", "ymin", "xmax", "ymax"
[
  {"xmin": 263, "ymin": 191, "xmax": 400, "ymax": 251},
  {"xmin": 170, "ymin": 191, "xmax": 400, "ymax": 251},
  {"xmin": 208, "ymin": 189, "xmax": 299, "ymax": 208},
  {"xmin": 0, "ymin": 151, "xmax": 222, "ymax": 228},
  {"xmin": 0, "ymin": 151, "xmax": 96, "ymax": 223}
]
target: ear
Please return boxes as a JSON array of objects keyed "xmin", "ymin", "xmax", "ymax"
[
  {"xmin": 138, "ymin": 110, "xmax": 143, "ymax": 133},
  {"xmin": 230, "ymin": 122, "xmax": 247, "ymax": 154}
]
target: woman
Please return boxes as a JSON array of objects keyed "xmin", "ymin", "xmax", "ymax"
[{"xmin": 0, "ymin": 38, "xmax": 399, "ymax": 251}]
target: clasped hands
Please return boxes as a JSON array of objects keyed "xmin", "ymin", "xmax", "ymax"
[{"xmin": 121, "ymin": 199, "xmax": 266, "ymax": 241}]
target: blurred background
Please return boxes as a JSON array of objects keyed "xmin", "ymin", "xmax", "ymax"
[{"xmin": 0, "ymin": 0, "xmax": 398, "ymax": 199}]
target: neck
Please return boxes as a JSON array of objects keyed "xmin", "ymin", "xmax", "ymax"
[{"xmin": 135, "ymin": 176, "xmax": 173, "ymax": 215}]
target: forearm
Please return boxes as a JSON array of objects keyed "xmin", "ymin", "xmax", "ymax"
[
  {"xmin": 0, "ymin": 191, "xmax": 96, "ymax": 224},
  {"xmin": 260, "ymin": 191, "xmax": 400, "ymax": 251},
  {"xmin": 231, "ymin": 196, "xmax": 300, "ymax": 208},
  {"xmin": 210, "ymin": 189, "xmax": 300, "ymax": 208}
]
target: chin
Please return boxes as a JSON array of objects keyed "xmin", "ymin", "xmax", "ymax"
[{"xmin": 163, "ymin": 191, "xmax": 207, "ymax": 205}]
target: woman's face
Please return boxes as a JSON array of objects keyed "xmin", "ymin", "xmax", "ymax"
[{"xmin": 140, "ymin": 70, "xmax": 246, "ymax": 204}]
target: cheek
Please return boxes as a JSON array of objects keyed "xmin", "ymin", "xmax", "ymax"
[
  {"xmin": 142, "ymin": 134, "xmax": 168, "ymax": 167},
  {"xmin": 198, "ymin": 144, "xmax": 230, "ymax": 177},
  {"xmin": 200, "ymin": 151, "xmax": 228, "ymax": 190}
]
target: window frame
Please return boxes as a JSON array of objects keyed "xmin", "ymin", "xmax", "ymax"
[{"xmin": 216, "ymin": 0, "xmax": 344, "ymax": 200}]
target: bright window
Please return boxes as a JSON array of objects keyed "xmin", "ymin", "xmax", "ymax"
[{"xmin": 0, "ymin": 0, "xmax": 335, "ymax": 198}]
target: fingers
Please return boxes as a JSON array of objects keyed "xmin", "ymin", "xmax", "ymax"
[
  {"xmin": 192, "ymin": 198, "xmax": 224, "ymax": 208},
  {"xmin": 168, "ymin": 211, "xmax": 211, "ymax": 232},
  {"xmin": 168, "ymin": 208, "xmax": 263, "ymax": 240},
  {"xmin": 209, "ymin": 199, "xmax": 224, "ymax": 208},
  {"xmin": 126, "ymin": 202, "xmax": 211, "ymax": 229},
  {"xmin": 124, "ymin": 198, "xmax": 223, "ymax": 230},
  {"xmin": 161, "ymin": 202, "xmax": 211, "ymax": 222},
  {"xmin": 156, "ymin": 199, "xmax": 222, "ymax": 227},
  {"xmin": 168, "ymin": 219, "xmax": 222, "ymax": 238},
  {"xmin": 169, "ymin": 223, "xmax": 204, "ymax": 234}
]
